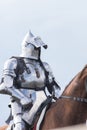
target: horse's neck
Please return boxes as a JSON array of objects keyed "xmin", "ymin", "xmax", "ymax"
[
  {"xmin": 0, "ymin": 125, "xmax": 8, "ymax": 130},
  {"xmin": 63, "ymin": 75, "xmax": 79, "ymax": 96},
  {"xmin": 58, "ymin": 73, "xmax": 87, "ymax": 125}
]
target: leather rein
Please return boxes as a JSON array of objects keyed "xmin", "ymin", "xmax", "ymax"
[
  {"xmin": 59, "ymin": 95, "xmax": 87, "ymax": 103},
  {"xmin": 59, "ymin": 76, "xmax": 87, "ymax": 104}
]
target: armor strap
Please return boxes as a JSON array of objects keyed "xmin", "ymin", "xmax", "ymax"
[
  {"xmin": 38, "ymin": 59, "xmax": 51, "ymax": 92},
  {"xmin": 10, "ymin": 56, "xmax": 30, "ymax": 88},
  {"xmin": 5, "ymin": 108, "xmax": 13, "ymax": 124},
  {"xmin": 11, "ymin": 56, "xmax": 25, "ymax": 75},
  {"xmin": 39, "ymin": 58, "xmax": 61, "ymax": 94}
]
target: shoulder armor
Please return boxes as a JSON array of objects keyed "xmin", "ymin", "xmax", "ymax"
[
  {"xmin": 3, "ymin": 58, "xmax": 17, "ymax": 77},
  {"xmin": 43, "ymin": 62, "xmax": 52, "ymax": 73},
  {"xmin": 43, "ymin": 62, "xmax": 54, "ymax": 82}
]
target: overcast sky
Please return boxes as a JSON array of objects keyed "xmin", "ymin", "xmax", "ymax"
[{"xmin": 0, "ymin": 0, "xmax": 87, "ymax": 126}]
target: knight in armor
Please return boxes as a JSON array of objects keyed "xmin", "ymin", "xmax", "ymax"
[{"xmin": 0, "ymin": 31, "xmax": 61, "ymax": 130}]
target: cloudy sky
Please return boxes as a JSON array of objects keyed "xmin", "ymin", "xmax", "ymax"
[{"xmin": 0, "ymin": 0, "xmax": 87, "ymax": 125}]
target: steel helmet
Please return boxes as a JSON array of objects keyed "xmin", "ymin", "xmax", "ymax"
[{"xmin": 21, "ymin": 31, "xmax": 47, "ymax": 59}]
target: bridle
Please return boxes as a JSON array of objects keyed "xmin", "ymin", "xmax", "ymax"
[
  {"xmin": 59, "ymin": 78, "xmax": 87, "ymax": 104},
  {"xmin": 59, "ymin": 95, "xmax": 87, "ymax": 103}
]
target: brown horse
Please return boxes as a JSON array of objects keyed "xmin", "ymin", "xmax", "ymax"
[
  {"xmin": 1, "ymin": 65, "xmax": 87, "ymax": 130},
  {"xmin": 41, "ymin": 65, "xmax": 87, "ymax": 130}
]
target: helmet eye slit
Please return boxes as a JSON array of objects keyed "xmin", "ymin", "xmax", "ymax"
[{"xmin": 25, "ymin": 41, "xmax": 31, "ymax": 47}]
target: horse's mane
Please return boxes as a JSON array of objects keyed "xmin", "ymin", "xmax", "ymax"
[
  {"xmin": 62, "ymin": 65, "xmax": 87, "ymax": 94},
  {"xmin": 62, "ymin": 75, "xmax": 77, "ymax": 94}
]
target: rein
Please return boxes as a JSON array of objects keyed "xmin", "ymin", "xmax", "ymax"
[{"xmin": 60, "ymin": 95, "xmax": 87, "ymax": 103}]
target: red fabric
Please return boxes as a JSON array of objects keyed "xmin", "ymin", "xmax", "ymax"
[{"xmin": 33, "ymin": 123, "xmax": 36, "ymax": 130}]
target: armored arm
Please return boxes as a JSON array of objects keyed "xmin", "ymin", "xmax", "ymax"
[
  {"xmin": 0, "ymin": 58, "xmax": 17, "ymax": 95},
  {"xmin": 0, "ymin": 58, "xmax": 32, "ymax": 105},
  {"xmin": 43, "ymin": 62, "xmax": 61, "ymax": 98}
]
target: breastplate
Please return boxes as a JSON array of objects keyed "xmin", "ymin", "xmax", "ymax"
[{"xmin": 19, "ymin": 59, "xmax": 46, "ymax": 89}]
